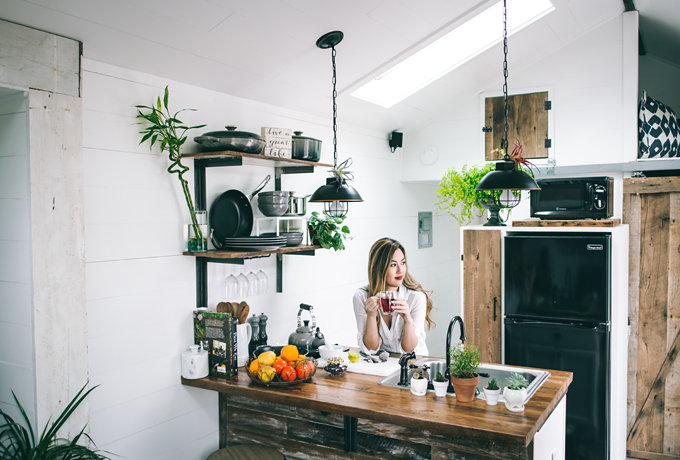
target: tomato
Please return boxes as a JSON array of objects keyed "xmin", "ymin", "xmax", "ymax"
[
  {"xmin": 295, "ymin": 359, "xmax": 312, "ymax": 380},
  {"xmin": 281, "ymin": 365, "xmax": 297, "ymax": 382},
  {"xmin": 272, "ymin": 359, "xmax": 286, "ymax": 375}
]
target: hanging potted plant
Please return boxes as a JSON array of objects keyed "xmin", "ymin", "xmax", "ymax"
[
  {"xmin": 136, "ymin": 87, "xmax": 207, "ymax": 251},
  {"xmin": 447, "ymin": 343, "xmax": 481, "ymax": 402},
  {"xmin": 503, "ymin": 372, "xmax": 529, "ymax": 412},
  {"xmin": 436, "ymin": 163, "xmax": 503, "ymax": 226},
  {"xmin": 307, "ymin": 211, "xmax": 351, "ymax": 251}
]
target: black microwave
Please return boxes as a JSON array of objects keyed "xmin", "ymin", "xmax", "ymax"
[{"xmin": 530, "ymin": 177, "xmax": 614, "ymax": 220}]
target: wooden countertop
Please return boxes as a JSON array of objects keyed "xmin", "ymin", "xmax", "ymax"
[{"xmin": 182, "ymin": 363, "xmax": 572, "ymax": 447}]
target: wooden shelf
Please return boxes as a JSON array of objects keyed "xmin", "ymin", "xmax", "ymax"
[
  {"xmin": 183, "ymin": 150, "xmax": 333, "ymax": 169},
  {"xmin": 184, "ymin": 245, "xmax": 320, "ymax": 259},
  {"xmin": 512, "ymin": 218, "xmax": 621, "ymax": 227}
]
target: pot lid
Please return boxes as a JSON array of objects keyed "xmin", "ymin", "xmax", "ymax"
[
  {"xmin": 293, "ymin": 131, "xmax": 321, "ymax": 141},
  {"xmin": 202, "ymin": 126, "xmax": 264, "ymax": 140}
]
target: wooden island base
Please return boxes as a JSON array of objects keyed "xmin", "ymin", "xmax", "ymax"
[
  {"xmin": 220, "ymin": 393, "xmax": 540, "ymax": 460},
  {"xmin": 184, "ymin": 363, "xmax": 572, "ymax": 460}
]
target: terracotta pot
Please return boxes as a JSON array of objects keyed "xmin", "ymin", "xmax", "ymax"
[{"xmin": 450, "ymin": 374, "xmax": 480, "ymax": 402}]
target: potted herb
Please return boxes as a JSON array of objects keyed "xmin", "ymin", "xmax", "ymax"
[
  {"xmin": 0, "ymin": 383, "xmax": 110, "ymax": 459},
  {"xmin": 447, "ymin": 343, "xmax": 481, "ymax": 402},
  {"xmin": 503, "ymin": 372, "xmax": 529, "ymax": 412},
  {"xmin": 436, "ymin": 163, "xmax": 500, "ymax": 226},
  {"xmin": 483, "ymin": 377, "xmax": 501, "ymax": 406},
  {"xmin": 136, "ymin": 87, "xmax": 207, "ymax": 251},
  {"xmin": 433, "ymin": 371, "xmax": 449, "ymax": 397},
  {"xmin": 410, "ymin": 365, "xmax": 429, "ymax": 396},
  {"xmin": 307, "ymin": 211, "xmax": 351, "ymax": 251}
]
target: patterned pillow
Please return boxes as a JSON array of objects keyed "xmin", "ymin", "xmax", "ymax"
[{"xmin": 639, "ymin": 90, "xmax": 679, "ymax": 159}]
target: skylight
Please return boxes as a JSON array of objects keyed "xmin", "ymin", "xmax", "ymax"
[{"xmin": 350, "ymin": 0, "xmax": 555, "ymax": 108}]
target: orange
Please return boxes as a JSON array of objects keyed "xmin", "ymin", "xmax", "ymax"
[
  {"xmin": 249, "ymin": 360, "xmax": 260, "ymax": 376},
  {"xmin": 281, "ymin": 345, "xmax": 299, "ymax": 362}
]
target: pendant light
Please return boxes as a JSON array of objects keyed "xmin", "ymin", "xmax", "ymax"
[
  {"xmin": 309, "ymin": 31, "xmax": 363, "ymax": 218},
  {"xmin": 475, "ymin": 0, "xmax": 540, "ymax": 208}
]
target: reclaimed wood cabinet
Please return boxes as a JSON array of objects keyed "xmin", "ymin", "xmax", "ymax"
[{"xmin": 461, "ymin": 228, "xmax": 502, "ymax": 363}]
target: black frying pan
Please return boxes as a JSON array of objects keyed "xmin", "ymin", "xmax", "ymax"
[{"xmin": 210, "ymin": 175, "xmax": 271, "ymax": 247}]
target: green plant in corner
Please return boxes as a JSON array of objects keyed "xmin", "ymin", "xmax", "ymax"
[
  {"xmin": 136, "ymin": 87, "xmax": 206, "ymax": 249},
  {"xmin": 448, "ymin": 343, "xmax": 481, "ymax": 379},
  {"xmin": 487, "ymin": 378, "xmax": 499, "ymax": 391},
  {"xmin": 506, "ymin": 372, "xmax": 529, "ymax": 390},
  {"xmin": 435, "ymin": 163, "xmax": 495, "ymax": 226},
  {"xmin": 0, "ymin": 383, "xmax": 110, "ymax": 459},
  {"xmin": 307, "ymin": 211, "xmax": 351, "ymax": 251}
]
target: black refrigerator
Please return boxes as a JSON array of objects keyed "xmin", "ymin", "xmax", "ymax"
[{"xmin": 504, "ymin": 232, "xmax": 610, "ymax": 460}]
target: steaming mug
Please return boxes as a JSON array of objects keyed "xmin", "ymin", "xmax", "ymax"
[
  {"xmin": 181, "ymin": 345, "xmax": 209, "ymax": 380},
  {"xmin": 237, "ymin": 323, "xmax": 252, "ymax": 367}
]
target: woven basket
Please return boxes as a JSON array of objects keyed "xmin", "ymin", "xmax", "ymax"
[{"xmin": 247, "ymin": 357, "xmax": 317, "ymax": 387}]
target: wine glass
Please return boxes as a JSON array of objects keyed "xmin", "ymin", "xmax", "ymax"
[
  {"xmin": 256, "ymin": 264, "xmax": 268, "ymax": 294},
  {"xmin": 225, "ymin": 274, "xmax": 239, "ymax": 300},
  {"xmin": 246, "ymin": 260, "xmax": 259, "ymax": 296},
  {"xmin": 237, "ymin": 271, "xmax": 249, "ymax": 298}
]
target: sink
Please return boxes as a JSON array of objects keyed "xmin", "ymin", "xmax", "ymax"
[{"xmin": 377, "ymin": 358, "xmax": 550, "ymax": 404}]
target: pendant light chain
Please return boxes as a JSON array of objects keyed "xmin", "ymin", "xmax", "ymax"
[
  {"xmin": 502, "ymin": 0, "xmax": 509, "ymax": 159},
  {"xmin": 331, "ymin": 45, "xmax": 338, "ymax": 169}
]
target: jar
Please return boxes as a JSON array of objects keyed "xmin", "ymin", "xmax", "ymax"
[{"xmin": 181, "ymin": 345, "xmax": 209, "ymax": 379}]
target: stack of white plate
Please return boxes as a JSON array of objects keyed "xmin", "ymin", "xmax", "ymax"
[{"xmin": 221, "ymin": 236, "xmax": 287, "ymax": 251}]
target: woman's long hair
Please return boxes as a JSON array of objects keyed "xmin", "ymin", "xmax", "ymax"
[{"xmin": 367, "ymin": 238, "xmax": 435, "ymax": 330}]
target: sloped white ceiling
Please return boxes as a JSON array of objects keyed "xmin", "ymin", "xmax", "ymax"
[
  {"xmin": 0, "ymin": 0, "xmax": 631, "ymax": 132},
  {"xmin": 635, "ymin": 0, "xmax": 680, "ymax": 68}
]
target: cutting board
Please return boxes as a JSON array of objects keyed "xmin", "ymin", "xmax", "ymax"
[{"xmin": 345, "ymin": 356, "xmax": 401, "ymax": 377}]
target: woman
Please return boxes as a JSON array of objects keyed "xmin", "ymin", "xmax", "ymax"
[{"xmin": 353, "ymin": 238, "xmax": 435, "ymax": 356}]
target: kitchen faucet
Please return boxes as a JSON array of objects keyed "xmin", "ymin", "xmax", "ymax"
[{"xmin": 444, "ymin": 316, "xmax": 466, "ymax": 391}]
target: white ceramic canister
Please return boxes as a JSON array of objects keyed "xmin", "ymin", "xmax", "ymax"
[
  {"xmin": 181, "ymin": 345, "xmax": 209, "ymax": 379},
  {"xmin": 237, "ymin": 323, "xmax": 252, "ymax": 367}
]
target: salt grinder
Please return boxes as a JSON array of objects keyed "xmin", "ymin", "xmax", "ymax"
[
  {"xmin": 258, "ymin": 313, "xmax": 268, "ymax": 346},
  {"xmin": 247, "ymin": 314, "xmax": 260, "ymax": 356}
]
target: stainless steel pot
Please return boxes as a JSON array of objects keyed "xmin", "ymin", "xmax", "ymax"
[
  {"xmin": 292, "ymin": 131, "xmax": 321, "ymax": 161},
  {"xmin": 283, "ymin": 194, "xmax": 311, "ymax": 216},
  {"xmin": 194, "ymin": 126, "xmax": 265, "ymax": 153}
]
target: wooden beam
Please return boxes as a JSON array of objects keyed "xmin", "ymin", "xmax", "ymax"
[
  {"xmin": 628, "ymin": 449, "xmax": 680, "ymax": 460},
  {"xmin": 624, "ymin": 177, "xmax": 680, "ymax": 195}
]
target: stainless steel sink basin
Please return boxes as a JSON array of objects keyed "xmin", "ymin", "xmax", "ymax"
[{"xmin": 377, "ymin": 358, "xmax": 550, "ymax": 404}]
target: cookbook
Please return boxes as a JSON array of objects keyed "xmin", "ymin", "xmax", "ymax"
[{"xmin": 193, "ymin": 310, "xmax": 237, "ymax": 377}]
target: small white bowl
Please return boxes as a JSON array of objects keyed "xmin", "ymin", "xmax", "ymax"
[{"xmin": 318, "ymin": 344, "xmax": 346, "ymax": 360}]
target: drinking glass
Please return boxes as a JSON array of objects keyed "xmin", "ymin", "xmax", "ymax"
[
  {"xmin": 378, "ymin": 291, "xmax": 398, "ymax": 314},
  {"xmin": 246, "ymin": 261, "xmax": 259, "ymax": 296},
  {"xmin": 256, "ymin": 269, "xmax": 268, "ymax": 294},
  {"xmin": 225, "ymin": 274, "xmax": 239, "ymax": 299},
  {"xmin": 237, "ymin": 272, "xmax": 249, "ymax": 298}
]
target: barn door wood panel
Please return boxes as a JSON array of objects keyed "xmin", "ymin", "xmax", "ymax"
[
  {"xmin": 623, "ymin": 177, "xmax": 680, "ymax": 459},
  {"xmin": 485, "ymin": 91, "xmax": 549, "ymax": 160},
  {"xmin": 463, "ymin": 230, "xmax": 502, "ymax": 364}
]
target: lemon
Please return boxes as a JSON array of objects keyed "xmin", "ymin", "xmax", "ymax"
[
  {"xmin": 257, "ymin": 350, "xmax": 276, "ymax": 367},
  {"xmin": 258, "ymin": 365, "xmax": 276, "ymax": 383},
  {"xmin": 348, "ymin": 350, "xmax": 360, "ymax": 363}
]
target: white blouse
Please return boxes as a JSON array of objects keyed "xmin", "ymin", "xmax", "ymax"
[{"xmin": 352, "ymin": 284, "xmax": 429, "ymax": 356}]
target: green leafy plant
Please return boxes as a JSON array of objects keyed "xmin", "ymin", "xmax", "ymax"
[
  {"xmin": 448, "ymin": 343, "xmax": 481, "ymax": 379},
  {"xmin": 434, "ymin": 372, "xmax": 447, "ymax": 383},
  {"xmin": 0, "ymin": 383, "xmax": 110, "ymax": 459},
  {"xmin": 435, "ymin": 163, "xmax": 495, "ymax": 226},
  {"xmin": 136, "ymin": 87, "xmax": 206, "ymax": 246},
  {"xmin": 307, "ymin": 211, "xmax": 351, "ymax": 251},
  {"xmin": 506, "ymin": 372, "xmax": 529, "ymax": 390},
  {"xmin": 487, "ymin": 378, "xmax": 499, "ymax": 391}
]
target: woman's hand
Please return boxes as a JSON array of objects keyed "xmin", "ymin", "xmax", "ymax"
[
  {"xmin": 391, "ymin": 298, "xmax": 412, "ymax": 323},
  {"xmin": 365, "ymin": 296, "xmax": 380, "ymax": 318}
]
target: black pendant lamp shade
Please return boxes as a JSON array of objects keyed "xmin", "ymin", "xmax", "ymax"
[
  {"xmin": 310, "ymin": 31, "xmax": 363, "ymax": 218},
  {"xmin": 473, "ymin": 0, "xmax": 540, "ymax": 209}
]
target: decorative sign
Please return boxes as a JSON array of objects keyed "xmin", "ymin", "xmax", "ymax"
[{"xmin": 261, "ymin": 127, "xmax": 292, "ymax": 159}]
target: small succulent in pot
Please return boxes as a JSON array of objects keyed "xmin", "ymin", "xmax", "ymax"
[
  {"xmin": 411, "ymin": 365, "xmax": 429, "ymax": 380},
  {"xmin": 483, "ymin": 377, "xmax": 501, "ymax": 406},
  {"xmin": 487, "ymin": 378, "xmax": 499, "ymax": 391},
  {"xmin": 434, "ymin": 372, "xmax": 447, "ymax": 383},
  {"xmin": 503, "ymin": 372, "xmax": 529, "ymax": 411},
  {"xmin": 506, "ymin": 373, "xmax": 529, "ymax": 390}
]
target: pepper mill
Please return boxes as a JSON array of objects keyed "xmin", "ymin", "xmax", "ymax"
[
  {"xmin": 246, "ymin": 314, "xmax": 260, "ymax": 356},
  {"xmin": 258, "ymin": 313, "xmax": 268, "ymax": 346}
]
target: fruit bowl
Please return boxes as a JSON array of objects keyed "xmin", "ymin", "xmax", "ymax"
[{"xmin": 246, "ymin": 357, "xmax": 317, "ymax": 387}]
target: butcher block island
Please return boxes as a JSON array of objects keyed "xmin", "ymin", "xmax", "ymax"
[{"xmin": 182, "ymin": 363, "xmax": 572, "ymax": 460}]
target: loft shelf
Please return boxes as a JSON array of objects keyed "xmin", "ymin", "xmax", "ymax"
[
  {"xmin": 184, "ymin": 245, "xmax": 319, "ymax": 260},
  {"xmin": 183, "ymin": 150, "xmax": 333, "ymax": 169}
]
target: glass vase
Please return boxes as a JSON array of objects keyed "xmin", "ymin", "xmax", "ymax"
[{"xmin": 187, "ymin": 211, "xmax": 208, "ymax": 252}]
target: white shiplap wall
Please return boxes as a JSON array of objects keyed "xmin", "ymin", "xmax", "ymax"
[
  {"xmin": 0, "ymin": 90, "xmax": 35, "ymax": 427},
  {"xmin": 82, "ymin": 59, "xmax": 458, "ymax": 460}
]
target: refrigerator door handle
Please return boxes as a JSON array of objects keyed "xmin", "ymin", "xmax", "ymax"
[{"xmin": 505, "ymin": 318, "xmax": 609, "ymax": 330}]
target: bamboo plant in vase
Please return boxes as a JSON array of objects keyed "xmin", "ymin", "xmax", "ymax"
[{"xmin": 136, "ymin": 87, "xmax": 207, "ymax": 251}]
